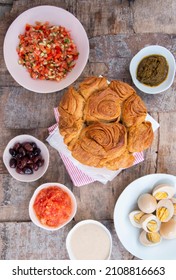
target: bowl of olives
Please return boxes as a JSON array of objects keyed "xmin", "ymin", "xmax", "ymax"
[{"xmin": 3, "ymin": 134, "xmax": 49, "ymax": 182}]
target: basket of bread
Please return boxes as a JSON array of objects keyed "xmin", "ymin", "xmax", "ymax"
[{"xmin": 58, "ymin": 76, "xmax": 154, "ymax": 171}]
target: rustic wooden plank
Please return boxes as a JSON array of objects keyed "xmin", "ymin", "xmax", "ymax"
[
  {"xmin": 0, "ymin": 221, "xmax": 135, "ymax": 259},
  {"xmin": 132, "ymin": 0, "xmax": 176, "ymax": 34},
  {"xmin": 157, "ymin": 112, "xmax": 176, "ymax": 175},
  {"xmin": 0, "ymin": 87, "xmax": 61, "ymax": 129},
  {"xmin": 5, "ymin": 0, "xmax": 134, "ymax": 37},
  {"xmin": 0, "ymin": 5, "xmax": 12, "ymax": 18},
  {"xmin": 0, "ymin": 1, "xmax": 13, "ymax": 4},
  {"xmin": 75, "ymin": 0, "xmax": 134, "ymax": 37}
]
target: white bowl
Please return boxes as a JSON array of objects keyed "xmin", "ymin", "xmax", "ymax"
[
  {"xmin": 29, "ymin": 182, "xmax": 77, "ymax": 231},
  {"xmin": 3, "ymin": 5, "xmax": 89, "ymax": 93},
  {"xmin": 66, "ymin": 219, "xmax": 112, "ymax": 260},
  {"xmin": 129, "ymin": 45, "xmax": 176, "ymax": 94},
  {"xmin": 3, "ymin": 134, "xmax": 49, "ymax": 182}
]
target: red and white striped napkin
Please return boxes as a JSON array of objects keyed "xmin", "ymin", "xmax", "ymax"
[{"xmin": 47, "ymin": 108, "xmax": 159, "ymax": 186}]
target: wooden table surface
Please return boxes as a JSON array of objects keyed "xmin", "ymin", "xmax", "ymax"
[{"xmin": 0, "ymin": 0, "xmax": 176, "ymax": 260}]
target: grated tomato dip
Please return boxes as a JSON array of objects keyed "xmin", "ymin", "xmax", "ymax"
[
  {"xmin": 33, "ymin": 186, "xmax": 73, "ymax": 228},
  {"xmin": 17, "ymin": 22, "xmax": 79, "ymax": 81}
]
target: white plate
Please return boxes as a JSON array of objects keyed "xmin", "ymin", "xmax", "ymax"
[
  {"xmin": 113, "ymin": 173, "xmax": 176, "ymax": 260},
  {"xmin": 3, "ymin": 5, "xmax": 89, "ymax": 93}
]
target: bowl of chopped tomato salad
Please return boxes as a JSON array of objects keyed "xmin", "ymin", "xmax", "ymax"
[
  {"xmin": 3, "ymin": 6, "xmax": 89, "ymax": 93},
  {"xmin": 17, "ymin": 22, "xmax": 79, "ymax": 81},
  {"xmin": 29, "ymin": 183, "xmax": 77, "ymax": 230}
]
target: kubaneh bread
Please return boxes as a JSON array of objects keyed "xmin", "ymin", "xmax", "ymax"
[{"xmin": 58, "ymin": 76, "xmax": 154, "ymax": 170}]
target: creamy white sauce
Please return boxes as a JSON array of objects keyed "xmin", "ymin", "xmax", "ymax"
[{"xmin": 69, "ymin": 223, "xmax": 111, "ymax": 260}]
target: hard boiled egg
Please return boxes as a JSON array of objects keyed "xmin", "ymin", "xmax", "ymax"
[
  {"xmin": 137, "ymin": 193, "xmax": 157, "ymax": 213},
  {"xmin": 129, "ymin": 210, "xmax": 145, "ymax": 228},
  {"xmin": 152, "ymin": 184, "xmax": 175, "ymax": 200},
  {"xmin": 139, "ymin": 230, "xmax": 162, "ymax": 246},
  {"xmin": 156, "ymin": 199, "xmax": 174, "ymax": 222},
  {"xmin": 160, "ymin": 218, "xmax": 176, "ymax": 239},
  {"xmin": 140, "ymin": 214, "xmax": 161, "ymax": 233}
]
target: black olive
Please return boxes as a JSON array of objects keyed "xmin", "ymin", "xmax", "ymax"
[
  {"xmin": 16, "ymin": 153, "xmax": 23, "ymax": 159},
  {"xmin": 27, "ymin": 159, "xmax": 33, "ymax": 165},
  {"xmin": 23, "ymin": 166, "xmax": 33, "ymax": 175},
  {"xmin": 27, "ymin": 151, "xmax": 34, "ymax": 159},
  {"xmin": 33, "ymin": 163, "xmax": 39, "ymax": 171},
  {"xmin": 23, "ymin": 143, "xmax": 33, "ymax": 152},
  {"xmin": 33, "ymin": 155, "xmax": 42, "ymax": 163},
  {"xmin": 9, "ymin": 148, "xmax": 17, "ymax": 157},
  {"xmin": 13, "ymin": 142, "xmax": 21, "ymax": 151},
  {"xmin": 33, "ymin": 148, "xmax": 41, "ymax": 156},
  {"xmin": 16, "ymin": 167, "xmax": 24, "ymax": 174},
  {"xmin": 31, "ymin": 142, "xmax": 37, "ymax": 149},
  {"xmin": 37, "ymin": 159, "xmax": 44, "ymax": 167},
  {"xmin": 18, "ymin": 147, "xmax": 26, "ymax": 157},
  {"xmin": 9, "ymin": 158, "xmax": 17, "ymax": 168}
]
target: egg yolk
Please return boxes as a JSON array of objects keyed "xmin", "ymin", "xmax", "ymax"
[
  {"xmin": 156, "ymin": 207, "xmax": 169, "ymax": 222},
  {"xmin": 147, "ymin": 220, "xmax": 157, "ymax": 232},
  {"xmin": 147, "ymin": 232, "xmax": 161, "ymax": 243},
  {"xmin": 134, "ymin": 212, "xmax": 144, "ymax": 223},
  {"xmin": 154, "ymin": 191, "xmax": 168, "ymax": 200}
]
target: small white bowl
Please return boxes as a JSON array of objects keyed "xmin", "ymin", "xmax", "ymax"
[
  {"xmin": 129, "ymin": 45, "xmax": 176, "ymax": 94},
  {"xmin": 3, "ymin": 134, "xmax": 49, "ymax": 182},
  {"xmin": 66, "ymin": 219, "xmax": 112, "ymax": 260},
  {"xmin": 29, "ymin": 182, "xmax": 77, "ymax": 231}
]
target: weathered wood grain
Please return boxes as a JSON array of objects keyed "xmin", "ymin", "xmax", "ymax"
[
  {"xmin": 0, "ymin": 87, "xmax": 61, "ymax": 129},
  {"xmin": 0, "ymin": 221, "xmax": 135, "ymax": 259},
  {"xmin": 132, "ymin": 0, "xmax": 176, "ymax": 34},
  {"xmin": 157, "ymin": 112, "xmax": 176, "ymax": 174}
]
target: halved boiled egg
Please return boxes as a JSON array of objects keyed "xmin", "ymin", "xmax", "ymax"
[
  {"xmin": 129, "ymin": 210, "xmax": 145, "ymax": 228},
  {"xmin": 137, "ymin": 193, "xmax": 157, "ymax": 213},
  {"xmin": 140, "ymin": 214, "xmax": 161, "ymax": 233},
  {"xmin": 156, "ymin": 199, "xmax": 174, "ymax": 222},
  {"xmin": 152, "ymin": 184, "xmax": 175, "ymax": 200},
  {"xmin": 139, "ymin": 230, "xmax": 162, "ymax": 246},
  {"xmin": 160, "ymin": 218, "xmax": 176, "ymax": 239}
]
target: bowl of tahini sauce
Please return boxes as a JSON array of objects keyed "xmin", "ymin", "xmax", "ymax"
[{"xmin": 66, "ymin": 220, "xmax": 112, "ymax": 260}]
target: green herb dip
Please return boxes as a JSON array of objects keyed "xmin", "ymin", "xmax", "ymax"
[{"xmin": 137, "ymin": 55, "xmax": 169, "ymax": 87}]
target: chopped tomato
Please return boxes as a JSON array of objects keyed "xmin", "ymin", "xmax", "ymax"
[
  {"xmin": 33, "ymin": 186, "xmax": 73, "ymax": 228},
  {"xmin": 17, "ymin": 22, "xmax": 79, "ymax": 82}
]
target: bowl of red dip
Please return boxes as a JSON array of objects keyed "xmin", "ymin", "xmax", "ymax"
[{"xmin": 29, "ymin": 182, "xmax": 77, "ymax": 230}]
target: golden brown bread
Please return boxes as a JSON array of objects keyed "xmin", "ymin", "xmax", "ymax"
[
  {"xmin": 59, "ymin": 111, "xmax": 83, "ymax": 149},
  {"xmin": 58, "ymin": 77, "xmax": 154, "ymax": 170},
  {"xmin": 58, "ymin": 87, "xmax": 85, "ymax": 148},
  {"xmin": 59, "ymin": 87, "xmax": 85, "ymax": 119},
  {"xmin": 109, "ymin": 80, "xmax": 135, "ymax": 102},
  {"xmin": 122, "ymin": 94, "xmax": 147, "ymax": 127},
  {"xmin": 128, "ymin": 121, "xmax": 154, "ymax": 152},
  {"xmin": 79, "ymin": 76, "xmax": 108, "ymax": 100},
  {"xmin": 84, "ymin": 87, "xmax": 121, "ymax": 123},
  {"xmin": 72, "ymin": 122, "xmax": 127, "ymax": 167},
  {"xmin": 104, "ymin": 150, "xmax": 135, "ymax": 170}
]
